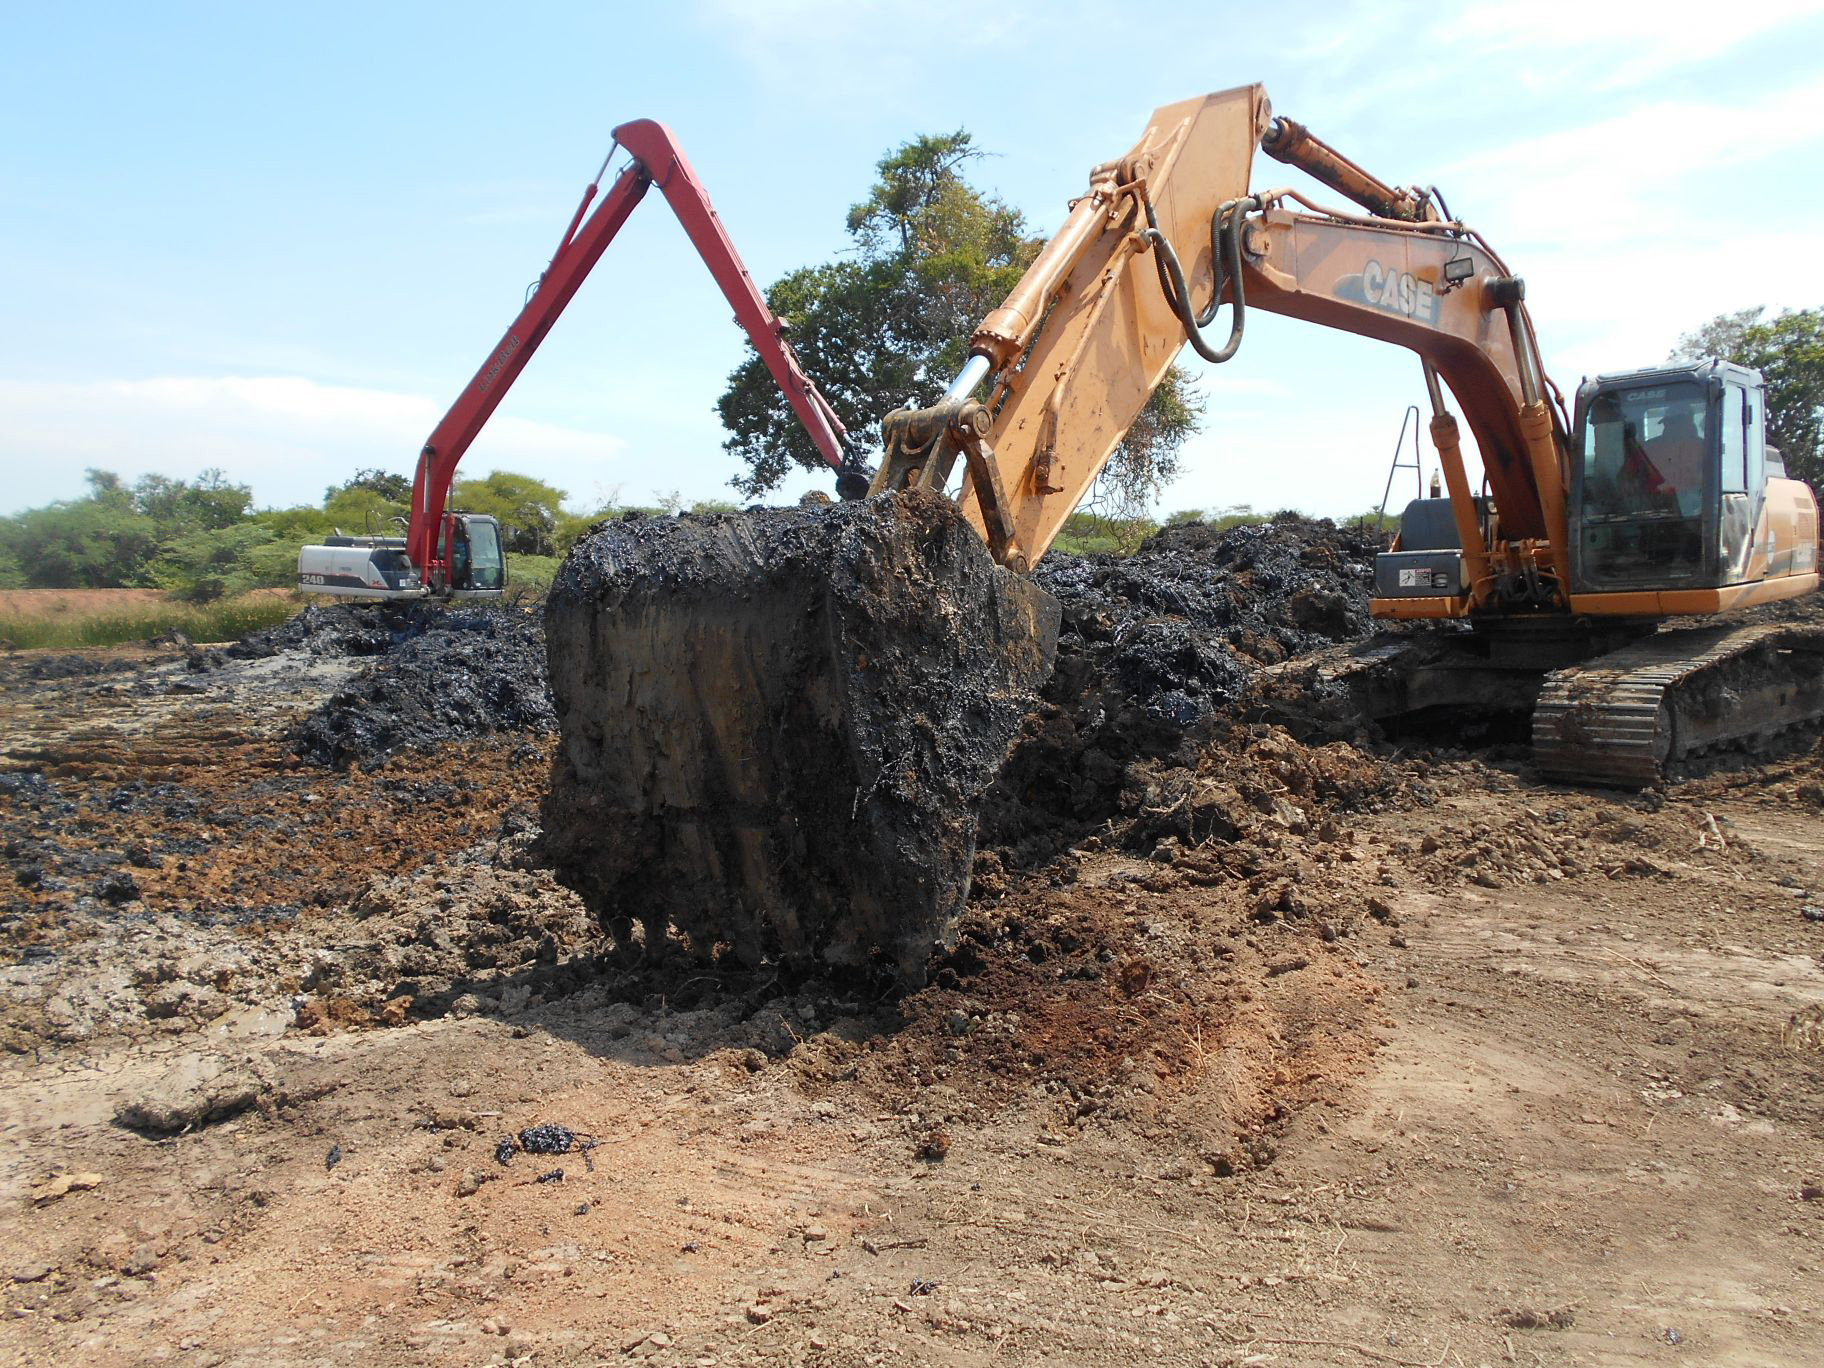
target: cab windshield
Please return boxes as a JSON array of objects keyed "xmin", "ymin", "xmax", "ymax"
[
  {"xmin": 464, "ymin": 519, "xmax": 504, "ymax": 591},
  {"xmin": 1578, "ymin": 382, "xmax": 1707, "ymax": 584}
]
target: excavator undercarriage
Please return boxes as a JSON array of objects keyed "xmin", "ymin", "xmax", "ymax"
[
  {"xmin": 1533, "ymin": 621, "xmax": 1824, "ymax": 785},
  {"xmin": 1282, "ymin": 613, "xmax": 1824, "ymax": 784}
]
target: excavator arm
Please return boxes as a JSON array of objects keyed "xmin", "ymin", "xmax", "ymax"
[
  {"xmin": 405, "ymin": 121, "xmax": 860, "ymax": 590},
  {"xmin": 872, "ymin": 84, "xmax": 1569, "ymax": 611}
]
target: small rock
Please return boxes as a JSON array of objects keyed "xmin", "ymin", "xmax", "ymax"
[
  {"xmin": 122, "ymin": 1245, "xmax": 158, "ymax": 1277},
  {"xmin": 916, "ymin": 1128, "xmax": 950, "ymax": 1162},
  {"xmin": 648, "ymin": 1331, "xmax": 673, "ymax": 1347},
  {"xmin": 1799, "ymin": 1183, "xmax": 1823, "ymax": 1201},
  {"xmin": 746, "ymin": 1304, "xmax": 773, "ymax": 1324},
  {"xmin": 325, "ymin": 1144, "xmax": 343, "ymax": 1171},
  {"xmin": 803, "ymin": 1225, "xmax": 828, "ymax": 1243},
  {"xmin": 11, "ymin": 1263, "xmax": 53, "ymax": 1285},
  {"xmin": 456, "ymin": 1170, "xmax": 495, "ymax": 1198},
  {"xmin": 31, "ymin": 1171, "xmax": 104, "ymax": 1205},
  {"xmin": 97, "ymin": 871, "xmax": 141, "ymax": 904}
]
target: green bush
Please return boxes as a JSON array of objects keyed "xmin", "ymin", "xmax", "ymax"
[
  {"xmin": 1051, "ymin": 511, "xmax": 1159, "ymax": 557},
  {"xmin": 504, "ymin": 553, "xmax": 562, "ymax": 604}
]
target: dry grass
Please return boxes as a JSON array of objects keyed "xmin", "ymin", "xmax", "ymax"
[{"xmin": 0, "ymin": 589, "xmax": 301, "ymax": 650}]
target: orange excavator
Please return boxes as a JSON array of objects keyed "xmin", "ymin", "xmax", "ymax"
[
  {"xmin": 540, "ymin": 84, "xmax": 1822, "ymax": 977},
  {"xmin": 856, "ymin": 83, "xmax": 1821, "ymax": 785}
]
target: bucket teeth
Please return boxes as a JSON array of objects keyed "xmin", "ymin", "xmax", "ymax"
[{"xmin": 540, "ymin": 490, "xmax": 1058, "ymax": 984}]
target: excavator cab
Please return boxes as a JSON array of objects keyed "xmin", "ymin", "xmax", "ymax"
[
  {"xmin": 1570, "ymin": 360, "xmax": 1766, "ymax": 593},
  {"xmin": 441, "ymin": 513, "xmax": 506, "ymax": 597}
]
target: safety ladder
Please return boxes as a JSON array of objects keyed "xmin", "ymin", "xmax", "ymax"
[{"xmin": 1373, "ymin": 404, "xmax": 1424, "ymax": 530}]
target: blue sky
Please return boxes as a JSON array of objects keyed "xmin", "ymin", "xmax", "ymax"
[{"xmin": 4, "ymin": 0, "xmax": 1823, "ymax": 521}]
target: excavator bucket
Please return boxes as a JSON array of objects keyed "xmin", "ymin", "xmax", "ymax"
[{"xmin": 541, "ymin": 490, "xmax": 1058, "ymax": 984}]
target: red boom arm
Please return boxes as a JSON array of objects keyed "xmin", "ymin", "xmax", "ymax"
[{"xmin": 406, "ymin": 120, "xmax": 852, "ymax": 585}]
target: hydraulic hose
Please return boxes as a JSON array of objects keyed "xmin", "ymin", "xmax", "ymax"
[{"xmin": 1143, "ymin": 195, "xmax": 1255, "ymax": 365}]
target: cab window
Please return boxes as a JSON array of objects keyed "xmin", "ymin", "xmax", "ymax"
[
  {"xmin": 1578, "ymin": 382, "xmax": 1707, "ymax": 585},
  {"xmin": 1720, "ymin": 384, "xmax": 1746, "ymax": 493},
  {"xmin": 465, "ymin": 519, "xmax": 504, "ymax": 591}
]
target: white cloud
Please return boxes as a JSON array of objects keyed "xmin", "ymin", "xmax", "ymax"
[
  {"xmin": 0, "ymin": 375, "xmax": 626, "ymax": 513},
  {"xmin": 1440, "ymin": 76, "xmax": 1824, "ymax": 236},
  {"xmin": 1426, "ymin": 74, "xmax": 1824, "ymax": 381},
  {"xmin": 1434, "ymin": 0, "xmax": 1824, "ymax": 92}
]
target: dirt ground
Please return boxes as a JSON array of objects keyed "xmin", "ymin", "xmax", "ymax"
[{"xmin": 3, "ymin": 613, "xmax": 1823, "ymax": 1367}]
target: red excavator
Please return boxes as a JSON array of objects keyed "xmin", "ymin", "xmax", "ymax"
[{"xmin": 297, "ymin": 121, "xmax": 868, "ymax": 600}]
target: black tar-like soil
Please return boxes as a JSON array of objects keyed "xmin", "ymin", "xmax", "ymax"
[
  {"xmin": 981, "ymin": 513, "xmax": 1381, "ymax": 866},
  {"xmin": 280, "ymin": 604, "xmax": 555, "ymax": 769},
  {"xmin": 539, "ymin": 492, "xmax": 1058, "ymax": 985}
]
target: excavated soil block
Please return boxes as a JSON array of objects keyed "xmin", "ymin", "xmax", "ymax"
[{"xmin": 541, "ymin": 490, "xmax": 1059, "ymax": 983}]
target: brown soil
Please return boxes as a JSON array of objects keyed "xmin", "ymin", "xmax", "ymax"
[{"xmin": 3, "ymin": 623, "xmax": 1822, "ymax": 1367}]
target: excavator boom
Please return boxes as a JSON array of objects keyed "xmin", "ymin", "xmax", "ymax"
[{"xmin": 302, "ymin": 122, "xmax": 861, "ymax": 601}]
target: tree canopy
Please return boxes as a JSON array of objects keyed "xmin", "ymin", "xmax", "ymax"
[
  {"xmin": 452, "ymin": 470, "xmax": 568, "ymax": 556},
  {"xmin": 1676, "ymin": 306, "xmax": 1824, "ymax": 487},
  {"xmin": 718, "ymin": 131, "xmax": 1202, "ymax": 510}
]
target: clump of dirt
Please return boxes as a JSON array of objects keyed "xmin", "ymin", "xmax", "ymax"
[
  {"xmin": 1383, "ymin": 774, "xmax": 1762, "ymax": 888},
  {"xmin": 983, "ymin": 514, "xmax": 1383, "ymax": 866},
  {"xmin": 289, "ymin": 606, "xmax": 553, "ymax": 768},
  {"xmin": 542, "ymin": 492, "xmax": 1057, "ymax": 985},
  {"xmin": 1120, "ymin": 722, "xmax": 1398, "ymax": 856}
]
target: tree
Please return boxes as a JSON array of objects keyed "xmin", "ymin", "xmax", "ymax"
[
  {"xmin": 452, "ymin": 470, "xmax": 568, "ymax": 556},
  {"xmin": 325, "ymin": 468, "xmax": 413, "ymax": 504},
  {"xmin": 0, "ymin": 497, "xmax": 158, "ymax": 588},
  {"xmin": 149, "ymin": 523, "xmax": 286, "ymax": 601},
  {"xmin": 1676, "ymin": 307, "xmax": 1824, "ymax": 487},
  {"xmin": 718, "ymin": 131, "xmax": 1202, "ymax": 507},
  {"xmin": 321, "ymin": 484, "xmax": 408, "ymax": 538},
  {"xmin": 132, "ymin": 468, "xmax": 253, "ymax": 535}
]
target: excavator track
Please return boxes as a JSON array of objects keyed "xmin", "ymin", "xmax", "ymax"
[{"xmin": 1532, "ymin": 622, "xmax": 1824, "ymax": 787}]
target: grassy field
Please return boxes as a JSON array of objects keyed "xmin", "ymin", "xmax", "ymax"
[{"xmin": 0, "ymin": 588, "xmax": 302, "ymax": 651}]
